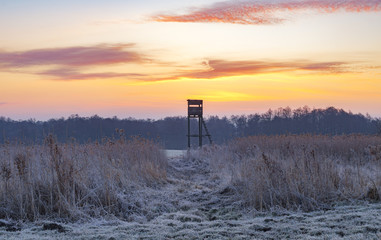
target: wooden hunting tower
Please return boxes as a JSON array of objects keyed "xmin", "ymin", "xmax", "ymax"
[{"xmin": 187, "ymin": 99, "xmax": 212, "ymax": 148}]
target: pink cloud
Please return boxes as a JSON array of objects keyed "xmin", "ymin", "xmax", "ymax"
[
  {"xmin": 0, "ymin": 44, "xmax": 153, "ymax": 80},
  {"xmin": 152, "ymin": 0, "xmax": 381, "ymax": 25},
  {"xmin": 38, "ymin": 68, "xmax": 146, "ymax": 81},
  {"xmin": 0, "ymin": 43, "xmax": 360, "ymax": 81},
  {"xmin": 37, "ymin": 59, "xmax": 351, "ymax": 81},
  {"xmin": 149, "ymin": 59, "xmax": 349, "ymax": 81},
  {"xmin": 0, "ymin": 44, "xmax": 145, "ymax": 68}
]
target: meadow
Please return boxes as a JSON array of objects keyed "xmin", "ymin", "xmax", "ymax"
[{"xmin": 0, "ymin": 134, "xmax": 380, "ymax": 239}]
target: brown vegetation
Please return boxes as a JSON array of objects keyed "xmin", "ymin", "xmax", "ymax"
[
  {"xmin": 0, "ymin": 134, "xmax": 167, "ymax": 221},
  {"xmin": 206, "ymin": 135, "xmax": 381, "ymax": 211}
]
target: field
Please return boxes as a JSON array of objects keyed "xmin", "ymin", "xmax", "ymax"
[{"xmin": 0, "ymin": 135, "xmax": 381, "ymax": 239}]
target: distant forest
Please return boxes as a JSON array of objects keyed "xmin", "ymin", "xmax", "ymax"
[{"xmin": 1, "ymin": 106, "xmax": 380, "ymax": 149}]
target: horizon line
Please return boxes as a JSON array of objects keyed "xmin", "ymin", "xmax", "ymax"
[{"xmin": 1, "ymin": 105, "xmax": 379, "ymax": 122}]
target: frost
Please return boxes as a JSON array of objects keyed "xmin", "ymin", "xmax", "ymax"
[{"xmin": 1, "ymin": 148, "xmax": 381, "ymax": 239}]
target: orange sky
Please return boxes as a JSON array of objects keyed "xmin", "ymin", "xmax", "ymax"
[{"xmin": 1, "ymin": 0, "xmax": 381, "ymax": 120}]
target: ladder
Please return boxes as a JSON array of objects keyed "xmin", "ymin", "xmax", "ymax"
[{"xmin": 202, "ymin": 118, "xmax": 213, "ymax": 144}]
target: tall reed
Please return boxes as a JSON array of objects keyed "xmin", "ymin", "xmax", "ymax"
[
  {"xmin": 0, "ymin": 134, "xmax": 167, "ymax": 221},
  {"xmin": 207, "ymin": 135, "xmax": 381, "ymax": 211}
]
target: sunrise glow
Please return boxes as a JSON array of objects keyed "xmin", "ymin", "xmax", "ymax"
[{"xmin": 1, "ymin": 0, "xmax": 381, "ymax": 120}]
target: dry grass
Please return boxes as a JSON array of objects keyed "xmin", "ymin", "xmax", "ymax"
[
  {"xmin": 206, "ymin": 135, "xmax": 381, "ymax": 211},
  {"xmin": 0, "ymin": 134, "xmax": 167, "ymax": 221}
]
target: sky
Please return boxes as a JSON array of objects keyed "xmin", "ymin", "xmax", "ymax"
[{"xmin": 1, "ymin": 0, "xmax": 381, "ymax": 120}]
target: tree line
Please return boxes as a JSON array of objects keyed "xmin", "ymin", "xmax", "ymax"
[{"xmin": 1, "ymin": 106, "xmax": 380, "ymax": 149}]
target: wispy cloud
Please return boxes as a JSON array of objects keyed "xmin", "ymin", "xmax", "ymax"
[
  {"xmin": 38, "ymin": 68, "xmax": 146, "ymax": 81},
  {"xmin": 0, "ymin": 44, "xmax": 152, "ymax": 81},
  {"xmin": 148, "ymin": 59, "xmax": 350, "ymax": 81},
  {"xmin": 0, "ymin": 102, "xmax": 7, "ymax": 106},
  {"xmin": 0, "ymin": 44, "xmax": 361, "ymax": 81},
  {"xmin": 0, "ymin": 44, "xmax": 145, "ymax": 68},
  {"xmin": 152, "ymin": 0, "xmax": 381, "ymax": 25},
  {"xmin": 38, "ymin": 59, "xmax": 353, "ymax": 81}
]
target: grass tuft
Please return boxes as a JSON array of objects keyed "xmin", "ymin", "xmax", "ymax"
[
  {"xmin": 206, "ymin": 135, "xmax": 381, "ymax": 211},
  {"xmin": 0, "ymin": 135, "xmax": 167, "ymax": 221}
]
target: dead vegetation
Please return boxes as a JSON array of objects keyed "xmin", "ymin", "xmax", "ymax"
[
  {"xmin": 206, "ymin": 135, "xmax": 381, "ymax": 211},
  {"xmin": 0, "ymin": 134, "xmax": 167, "ymax": 221},
  {"xmin": 1, "ymin": 135, "xmax": 381, "ymax": 238}
]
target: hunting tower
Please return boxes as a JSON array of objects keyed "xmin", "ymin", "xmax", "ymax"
[{"xmin": 187, "ymin": 99, "xmax": 212, "ymax": 148}]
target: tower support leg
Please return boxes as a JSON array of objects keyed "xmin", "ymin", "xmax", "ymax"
[
  {"xmin": 199, "ymin": 116, "xmax": 203, "ymax": 147},
  {"xmin": 188, "ymin": 116, "xmax": 191, "ymax": 148}
]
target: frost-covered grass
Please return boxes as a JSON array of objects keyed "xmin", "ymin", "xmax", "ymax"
[
  {"xmin": 1, "ymin": 202, "xmax": 381, "ymax": 239},
  {"xmin": 206, "ymin": 135, "xmax": 381, "ymax": 211},
  {"xmin": 0, "ymin": 135, "xmax": 167, "ymax": 221},
  {"xmin": 1, "ymin": 135, "xmax": 381, "ymax": 239}
]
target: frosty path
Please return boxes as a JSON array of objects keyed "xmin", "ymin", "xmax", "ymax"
[{"xmin": 1, "ymin": 150, "xmax": 381, "ymax": 239}]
